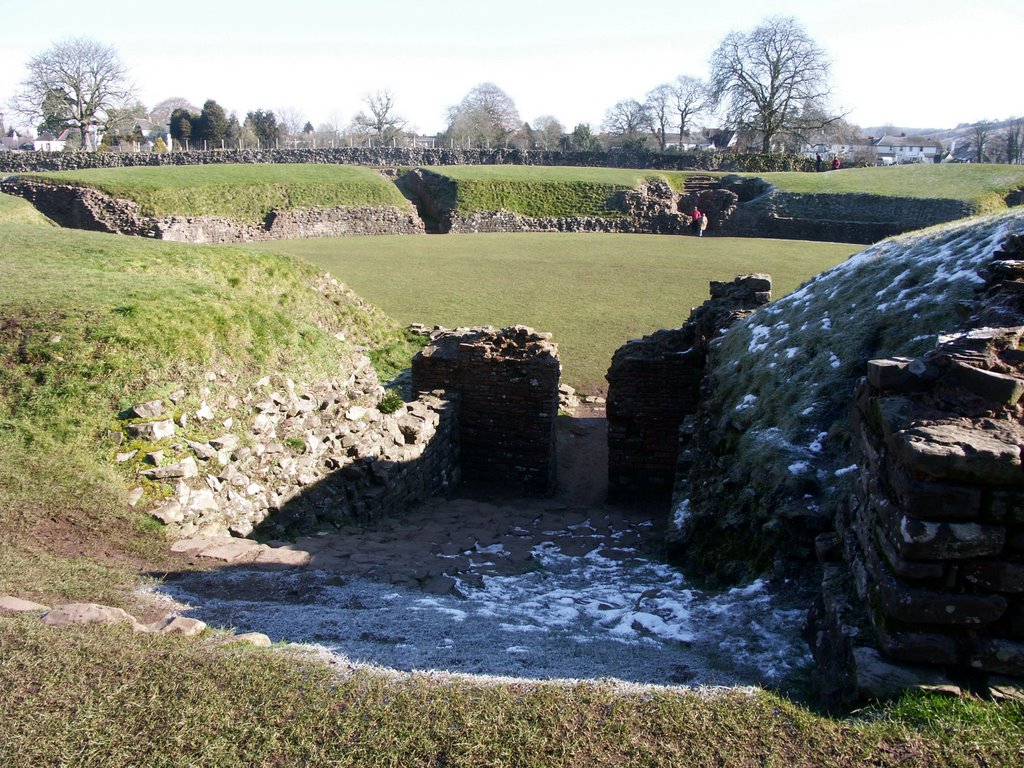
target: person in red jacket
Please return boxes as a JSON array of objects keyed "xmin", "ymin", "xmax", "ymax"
[
  {"xmin": 831, "ymin": 155, "xmax": 841, "ymax": 170},
  {"xmin": 690, "ymin": 205, "xmax": 702, "ymax": 235}
]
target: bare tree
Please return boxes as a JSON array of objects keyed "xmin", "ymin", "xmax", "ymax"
[
  {"xmin": 149, "ymin": 97, "xmax": 197, "ymax": 127},
  {"xmin": 276, "ymin": 106, "xmax": 307, "ymax": 145},
  {"xmin": 708, "ymin": 16, "xmax": 837, "ymax": 153},
  {"xmin": 644, "ymin": 84, "xmax": 674, "ymax": 150},
  {"xmin": 444, "ymin": 83, "xmax": 521, "ymax": 148},
  {"xmin": 972, "ymin": 120, "xmax": 993, "ymax": 163},
  {"xmin": 669, "ymin": 75, "xmax": 706, "ymax": 145},
  {"xmin": 351, "ymin": 89, "xmax": 408, "ymax": 146},
  {"xmin": 12, "ymin": 37, "xmax": 135, "ymax": 149},
  {"xmin": 602, "ymin": 99, "xmax": 650, "ymax": 143},
  {"xmin": 1003, "ymin": 117, "xmax": 1024, "ymax": 164},
  {"xmin": 531, "ymin": 114, "xmax": 564, "ymax": 150}
]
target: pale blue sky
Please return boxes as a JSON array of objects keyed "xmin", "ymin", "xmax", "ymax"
[{"xmin": 1, "ymin": 0, "xmax": 1020, "ymax": 134}]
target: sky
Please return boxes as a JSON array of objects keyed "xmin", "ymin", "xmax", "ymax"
[{"xmin": 0, "ymin": 0, "xmax": 1021, "ymax": 136}]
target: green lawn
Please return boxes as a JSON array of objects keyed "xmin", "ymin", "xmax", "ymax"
[
  {"xmin": 254, "ymin": 232, "xmax": 857, "ymax": 392},
  {"xmin": 663, "ymin": 164, "xmax": 1024, "ymax": 212},
  {"xmin": 17, "ymin": 163, "xmax": 409, "ymax": 221}
]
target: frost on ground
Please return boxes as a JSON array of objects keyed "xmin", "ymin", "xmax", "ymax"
[
  {"xmin": 705, "ymin": 209, "xmax": 1024, "ymax": 514},
  {"xmin": 161, "ymin": 521, "xmax": 812, "ymax": 688}
]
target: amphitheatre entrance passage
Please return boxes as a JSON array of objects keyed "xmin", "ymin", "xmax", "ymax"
[{"xmin": 161, "ymin": 323, "xmax": 815, "ymax": 688}]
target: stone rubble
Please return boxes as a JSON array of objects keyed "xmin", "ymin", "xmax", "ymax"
[{"xmin": 809, "ymin": 233, "xmax": 1024, "ymax": 703}]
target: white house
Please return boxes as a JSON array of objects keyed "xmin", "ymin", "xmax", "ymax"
[
  {"xmin": 872, "ymin": 135, "xmax": 943, "ymax": 164},
  {"xmin": 33, "ymin": 129, "xmax": 72, "ymax": 152}
]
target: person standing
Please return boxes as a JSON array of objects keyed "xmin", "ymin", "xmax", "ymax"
[
  {"xmin": 699, "ymin": 212, "xmax": 708, "ymax": 237},
  {"xmin": 815, "ymin": 152, "xmax": 823, "ymax": 172},
  {"xmin": 691, "ymin": 205, "xmax": 702, "ymax": 235},
  {"xmin": 831, "ymin": 154, "xmax": 841, "ymax": 171}
]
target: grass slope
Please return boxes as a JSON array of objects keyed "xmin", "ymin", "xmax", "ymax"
[
  {"xmin": 0, "ymin": 191, "xmax": 405, "ymax": 605},
  {"xmin": 18, "ymin": 163, "xmax": 409, "ymax": 222},
  {"xmin": 1, "ymin": 618, "xmax": 1022, "ymax": 768},
  {"xmin": 663, "ymin": 164, "xmax": 1024, "ymax": 213},
  {"xmin": 431, "ymin": 166, "xmax": 670, "ymax": 218},
  {"xmin": 257, "ymin": 233, "xmax": 857, "ymax": 392}
]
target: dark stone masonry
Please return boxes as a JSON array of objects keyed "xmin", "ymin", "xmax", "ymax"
[
  {"xmin": 605, "ymin": 274, "xmax": 772, "ymax": 498},
  {"xmin": 411, "ymin": 325, "xmax": 561, "ymax": 494},
  {"xmin": 810, "ymin": 234, "xmax": 1024, "ymax": 703}
]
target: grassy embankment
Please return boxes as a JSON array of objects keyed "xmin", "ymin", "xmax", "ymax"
[
  {"xmin": 259, "ymin": 233, "xmax": 856, "ymax": 393},
  {"xmin": 0, "ymin": 187, "xmax": 1022, "ymax": 766},
  {"xmin": 663, "ymin": 163, "xmax": 1024, "ymax": 214},
  {"xmin": 18, "ymin": 163, "xmax": 410, "ymax": 222},
  {"xmin": 0, "ymin": 190, "xmax": 407, "ymax": 606}
]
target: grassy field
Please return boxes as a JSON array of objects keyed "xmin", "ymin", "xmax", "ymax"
[
  {"xmin": 18, "ymin": 163, "xmax": 409, "ymax": 221},
  {"xmin": 2, "ymin": 185, "xmax": 1022, "ymax": 765},
  {"xmin": 671, "ymin": 163, "xmax": 1024, "ymax": 211},
  {"xmin": 255, "ymin": 232, "xmax": 857, "ymax": 392},
  {"xmin": 0, "ymin": 190, "xmax": 409, "ymax": 606}
]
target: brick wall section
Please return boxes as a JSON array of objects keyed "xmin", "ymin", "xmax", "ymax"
[
  {"xmin": 411, "ymin": 326, "xmax": 560, "ymax": 493},
  {"xmin": 605, "ymin": 275, "xmax": 772, "ymax": 498},
  {"xmin": 810, "ymin": 234, "xmax": 1024, "ymax": 701}
]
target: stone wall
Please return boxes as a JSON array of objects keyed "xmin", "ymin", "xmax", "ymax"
[
  {"xmin": 606, "ymin": 275, "xmax": 772, "ymax": 498},
  {"xmin": 444, "ymin": 180, "xmax": 690, "ymax": 235},
  {"xmin": 809, "ymin": 233, "xmax": 1024, "ymax": 702},
  {"xmin": 0, "ymin": 177, "xmax": 424, "ymax": 241},
  {"xmin": 411, "ymin": 326, "xmax": 560, "ymax": 494},
  {"xmin": 0, "ymin": 146, "xmax": 813, "ymax": 174},
  {"xmin": 116, "ymin": 275, "xmax": 460, "ymax": 541}
]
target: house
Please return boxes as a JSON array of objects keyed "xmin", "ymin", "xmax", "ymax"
[
  {"xmin": 873, "ymin": 134, "xmax": 943, "ymax": 164},
  {"xmin": 33, "ymin": 129, "xmax": 72, "ymax": 152},
  {"xmin": 803, "ymin": 136, "xmax": 876, "ymax": 163},
  {"xmin": 2, "ymin": 127, "xmax": 34, "ymax": 152}
]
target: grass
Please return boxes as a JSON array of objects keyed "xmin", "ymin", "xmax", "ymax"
[
  {"xmin": 16, "ymin": 163, "xmax": 410, "ymax": 222},
  {"xmin": 1, "ymin": 618, "xmax": 1021, "ymax": 768},
  {"xmin": 254, "ymin": 232, "xmax": 858, "ymax": 392},
  {"xmin": 0, "ymin": 191, "xmax": 405, "ymax": 605},
  {"xmin": 423, "ymin": 166, "xmax": 674, "ymax": 218},
  {"xmin": 661, "ymin": 164, "xmax": 1024, "ymax": 212}
]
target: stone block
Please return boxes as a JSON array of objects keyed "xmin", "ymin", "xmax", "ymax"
[
  {"xmin": 886, "ymin": 421, "xmax": 1024, "ymax": 485},
  {"xmin": 888, "ymin": 466, "xmax": 983, "ymax": 520},
  {"xmin": 128, "ymin": 419, "xmax": 176, "ymax": 441},
  {"xmin": 988, "ymin": 489, "xmax": 1024, "ymax": 524},
  {"xmin": 969, "ymin": 638, "xmax": 1024, "ymax": 676},
  {"xmin": 944, "ymin": 360, "xmax": 1024, "ymax": 405},
  {"xmin": 876, "ymin": 624, "xmax": 959, "ymax": 665},
  {"xmin": 962, "ymin": 561, "xmax": 1024, "ymax": 593},
  {"xmin": 896, "ymin": 515, "xmax": 1006, "ymax": 561},
  {"xmin": 852, "ymin": 646, "xmax": 960, "ymax": 701}
]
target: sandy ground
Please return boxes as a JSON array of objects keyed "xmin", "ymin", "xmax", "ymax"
[{"xmin": 160, "ymin": 409, "xmax": 815, "ymax": 688}]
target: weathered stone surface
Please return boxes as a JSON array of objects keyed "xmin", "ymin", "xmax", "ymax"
[
  {"xmin": 852, "ymin": 647, "xmax": 960, "ymax": 701},
  {"xmin": 254, "ymin": 547, "xmax": 311, "ymax": 567},
  {"xmin": 888, "ymin": 466, "xmax": 983, "ymax": 521},
  {"xmin": 41, "ymin": 603, "xmax": 141, "ymax": 629},
  {"xmin": 969, "ymin": 638, "xmax": 1024, "ymax": 675},
  {"xmin": 887, "ymin": 422, "xmax": 1024, "ymax": 484},
  {"xmin": 131, "ymin": 399, "xmax": 165, "ymax": 419},
  {"xmin": 945, "ymin": 360, "xmax": 1024, "ymax": 405},
  {"xmin": 142, "ymin": 456, "xmax": 199, "ymax": 481},
  {"xmin": 224, "ymin": 632, "xmax": 273, "ymax": 647},
  {"xmin": 146, "ymin": 615, "xmax": 207, "ymax": 636},
  {"xmin": 896, "ymin": 516, "xmax": 1006, "ymax": 561},
  {"xmin": 197, "ymin": 539, "xmax": 263, "ymax": 562},
  {"xmin": 0, "ymin": 596, "xmax": 50, "ymax": 613},
  {"xmin": 150, "ymin": 500, "xmax": 184, "ymax": 525},
  {"xmin": 962, "ymin": 561, "xmax": 1024, "ymax": 593},
  {"xmin": 128, "ymin": 419, "xmax": 176, "ymax": 441}
]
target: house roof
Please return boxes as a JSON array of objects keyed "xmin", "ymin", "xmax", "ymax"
[{"xmin": 875, "ymin": 134, "xmax": 943, "ymax": 149}]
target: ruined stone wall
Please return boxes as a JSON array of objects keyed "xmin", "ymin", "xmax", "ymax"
[
  {"xmin": 0, "ymin": 146, "xmax": 812, "ymax": 174},
  {"xmin": 411, "ymin": 326, "xmax": 560, "ymax": 494},
  {"xmin": 811, "ymin": 234, "xmax": 1024, "ymax": 702},
  {"xmin": 0, "ymin": 178, "xmax": 424, "ymax": 241},
  {"xmin": 605, "ymin": 275, "xmax": 772, "ymax": 498}
]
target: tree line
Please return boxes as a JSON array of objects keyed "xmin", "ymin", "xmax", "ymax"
[{"xmin": 5, "ymin": 19, "xmax": 1022, "ymax": 163}]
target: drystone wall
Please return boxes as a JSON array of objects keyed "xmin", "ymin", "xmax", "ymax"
[
  {"xmin": 0, "ymin": 177, "xmax": 424, "ymax": 241},
  {"xmin": 444, "ymin": 179, "xmax": 690, "ymax": 235},
  {"xmin": 605, "ymin": 275, "xmax": 772, "ymax": 498},
  {"xmin": 0, "ymin": 146, "xmax": 813, "ymax": 174},
  {"xmin": 411, "ymin": 325, "xmax": 560, "ymax": 494},
  {"xmin": 116, "ymin": 276, "xmax": 460, "ymax": 540},
  {"xmin": 810, "ymin": 233, "xmax": 1024, "ymax": 703}
]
